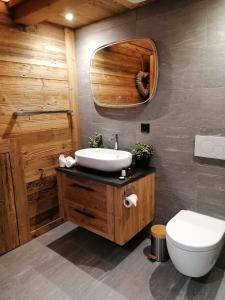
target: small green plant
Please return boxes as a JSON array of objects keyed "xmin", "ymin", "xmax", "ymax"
[
  {"xmin": 132, "ymin": 143, "xmax": 153, "ymax": 168},
  {"xmin": 131, "ymin": 143, "xmax": 154, "ymax": 159},
  {"xmin": 88, "ymin": 133, "xmax": 103, "ymax": 148}
]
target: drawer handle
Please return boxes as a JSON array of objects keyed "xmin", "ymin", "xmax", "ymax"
[
  {"xmin": 74, "ymin": 208, "xmax": 95, "ymax": 219},
  {"xmin": 70, "ymin": 183, "xmax": 94, "ymax": 192}
]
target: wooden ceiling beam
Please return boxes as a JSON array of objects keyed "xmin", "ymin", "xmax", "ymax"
[
  {"xmin": 114, "ymin": 0, "xmax": 137, "ymax": 9},
  {"xmin": 12, "ymin": 0, "xmax": 90, "ymax": 25},
  {"xmin": 7, "ymin": 0, "xmax": 25, "ymax": 8},
  {"xmin": 115, "ymin": 0, "xmax": 147, "ymax": 9}
]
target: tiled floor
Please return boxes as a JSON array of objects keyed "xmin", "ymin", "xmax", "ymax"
[{"xmin": 0, "ymin": 222, "xmax": 225, "ymax": 300}]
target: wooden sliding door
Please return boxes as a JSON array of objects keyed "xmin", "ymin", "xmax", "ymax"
[
  {"xmin": 0, "ymin": 139, "xmax": 30, "ymax": 255},
  {"xmin": 0, "ymin": 141, "xmax": 19, "ymax": 254}
]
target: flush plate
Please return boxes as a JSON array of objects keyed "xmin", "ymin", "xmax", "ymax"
[{"xmin": 194, "ymin": 135, "xmax": 225, "ymax": 160}]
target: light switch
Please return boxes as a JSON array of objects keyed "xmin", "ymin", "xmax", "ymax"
[{"xmin": 194, "ymin": 135, "xmax": 225, "ymax": 160}]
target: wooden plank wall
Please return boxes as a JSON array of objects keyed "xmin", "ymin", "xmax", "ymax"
[
  {"xmin": 0, "ymin": 2, "xmax": 78, "ymax": 245},
  {"xmin": 0, "ymin": 149, "xmax": 20, "ymax": 254}
]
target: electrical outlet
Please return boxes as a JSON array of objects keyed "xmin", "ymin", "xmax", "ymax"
[{"xmin": 141, "ymin": 123, "xmax": 150, "ymax": 133}]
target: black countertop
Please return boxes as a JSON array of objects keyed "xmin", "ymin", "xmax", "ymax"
[{"xmin": 56, "ymin": 165, "xmax": 155, "ymax": 187}]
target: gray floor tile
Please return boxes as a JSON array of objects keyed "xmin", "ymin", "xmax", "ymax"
[
  {"xmin": 0, "ymin": 275, "xmax": 21, "ymax": 300},
  {"xmin": 37, "ymin": 222, "xmax": 78, "ymax": 246},
  {"xmin": 81, "ymin": 281, "xmax": 128, "ymax": 300},
  {"xmin": 0, "ymin": 222, "xmax": 225, "ymax": 300}
]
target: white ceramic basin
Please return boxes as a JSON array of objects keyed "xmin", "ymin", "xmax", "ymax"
[{"xmin": 75, "ymin": 148, "xmax": 132, "ymax": 172}]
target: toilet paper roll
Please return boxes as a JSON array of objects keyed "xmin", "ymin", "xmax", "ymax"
[
  {"xmin": 123, "ymin": 194, "xmax": 138, "ymax": 208},
  {"xmin": 59, "ymin": 154, "xmax": 66, "ymax": 167},
  {"xmin": 65, "ymin": 156, "xmax": 76, "ymax": 168}
]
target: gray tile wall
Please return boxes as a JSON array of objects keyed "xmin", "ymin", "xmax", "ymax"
[{"xmin": 75, "ymin": 0, "xmax": 225, "ymax": 223}]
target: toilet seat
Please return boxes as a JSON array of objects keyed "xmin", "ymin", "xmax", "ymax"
[{"xmin": 166, "ymin": 210, "xmax": 225, "ymax": 252}]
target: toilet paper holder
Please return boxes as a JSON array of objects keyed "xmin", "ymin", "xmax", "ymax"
[
  {"xmin": 124, "ymin": 188, "xmax": 135, "ymax": 198},
  {"xmin": 123, "ymin": 188, "xmax": 138, "ymax": 208}
]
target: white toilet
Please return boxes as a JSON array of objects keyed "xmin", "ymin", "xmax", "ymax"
[{"xmin": 166, "ymin": 210, "xmax": 225, "ymax": 277}]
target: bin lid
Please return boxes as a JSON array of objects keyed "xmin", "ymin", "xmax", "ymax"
[
  {"xmin": 151, "ymin": 224, "xmax": 166, "ymax": 239},
  {"xmin": 166, "ymin": 210, "xmax": 225, "ymax": 251}
]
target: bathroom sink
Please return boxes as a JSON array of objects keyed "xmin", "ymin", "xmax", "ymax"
[{"xmin": 75, "ymin": 148, "xmax": 132, "ymax": 172}]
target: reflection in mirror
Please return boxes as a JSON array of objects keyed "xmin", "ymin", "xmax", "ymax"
[{"xmin": 90, "ymin": 38, "xmax": 158, "ymax": 108}]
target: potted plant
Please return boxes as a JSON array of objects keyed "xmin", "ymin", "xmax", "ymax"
[
  {"xmin": 131, "ymin": 142, "xmax": 153, "ymax": 168},
  {"xmin": 88, "ymin": 132, "xmax": 103, "ymax": 148}
]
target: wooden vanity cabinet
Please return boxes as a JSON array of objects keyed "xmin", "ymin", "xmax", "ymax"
[
  {"xmin": 114, "ymin": 174, "xmax": 155, "ymax": 245},
  {"xmin": 57, "ymin": 169, "xmax": 155, "ymax": 245},
  {"xmin": 60, "ymin": 175, "xmax": 115, "ymax": 241}
]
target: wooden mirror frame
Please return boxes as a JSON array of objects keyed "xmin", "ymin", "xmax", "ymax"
[{"xmin": 90, "ymin": 38, "xmax": 158, "ymax": 108}]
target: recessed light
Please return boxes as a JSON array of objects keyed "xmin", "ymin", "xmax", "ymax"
[{"xmin": 65, "ymin": 13, "xmax": 74, "ymax": 21}]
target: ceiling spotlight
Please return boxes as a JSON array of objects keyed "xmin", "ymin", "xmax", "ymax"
[
  {"xmin": 65, "ymin": 13, "xmax": 74, "ymax": 21},
  {"xmin": 1, "ymin": 0, "xmax": 11, "ymax": 2}
]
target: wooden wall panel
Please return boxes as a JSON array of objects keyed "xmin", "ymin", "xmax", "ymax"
[
  {"xmin": 21, "ymin": 129, "xmax": 73, "ymax": 183},
  {"xmin": 0, "ymin": 4, "xmax": 79, "ymax": 250},
  {"xmin": 65, "ymin": 28, "xmax": 80, "ymax": 150},
  {"xmin": 9, "ymin": 138, "xmax": 31, "ymax": 244},
  {"xmin": 0, "ymin": 152, "xmax": 20, "ymax": 254},
  {"xmin": 0, "ymin": 139, "xmax": 30, "ymax": 251}
]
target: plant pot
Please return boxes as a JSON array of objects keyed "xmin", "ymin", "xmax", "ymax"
[{"xmin": 135, "ymin": 156, "xmax": 150, "ymax": 168}]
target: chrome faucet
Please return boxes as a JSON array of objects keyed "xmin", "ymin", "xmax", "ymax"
[{"xmin": 114, "ymin": 133, "xmax": 119, "ymax": 150}]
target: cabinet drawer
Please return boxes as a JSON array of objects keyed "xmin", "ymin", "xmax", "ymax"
[
  {"xmin": 64, "ymin": 175, "xmax": 107, "ymax": 213},
  {"xmin": 66, "ymin": 201, "xmax": 114, "ymax": 240},
  {"xmin": 57, "ymin": 170, "xmax": 155, "ymax": 246}
]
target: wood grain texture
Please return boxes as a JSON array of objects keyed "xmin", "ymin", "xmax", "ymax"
[
  {"xmin": 7, "ymin": 0, "xmax": 25, "ymax": 8},
  {"xmin": 31, "ymin": 217, "xmax": 63, "ymax": 238},
  {"xmin": 30, "ymin": 207, "xmax": 59, "ymax": 231},
  {"xmin": 0, "ymin": 151, "xmax": 19, "ymax": 254},
  {"xmin": 9, "ymin": 0, "xmax": 150, "ymax": 28},
  {"xmin": 66, "ymin": 201, "xmax": 114, "ymax": 241},
  {"xmin": 27, "ymin": 175, "xmax": 58, "ymax": 219},
  {"xmin": 0, "ymin": 139, "xmax": 10, "ymax": 153},
  {"xmin": 12, "ymin": 0, "xmax": 90, "ymax": 25},
  {"xmin": 114, "ymin": 173, "xmax": 155, "ymax": 245},
  {"xmin": 9, "ymin": 138, "xmax": 31, "ymax": 244},
  {"xmin": 151, "ymin": 224, "xmax": 166, "ymax": 239},
  {"xmin": 64, "ymin": 175, "xmax": 108, "ymax": 213},
  {"xmin": 0, "ymin": 7, "xmax": 78, "ymax": 250},
  {"xmin": 65, "ymin": 28, "xmax": 80, "ymax": 150},
  {"xmin": 0, "ymin": 139, "xmax": 30, "ymax": 251},
  {"xmin": 90, "ymin": 38, "xmax": 158, "ymax": 108},
  {"xmin": 57, "ymin": 171, "xmax": 66, "ymax": 219},
  {"xmin": 57, "ymin": 171, "xmax": 155, "ymax": 245},
  {"xmin": 58, "ymin": 173, "xmax": 115, "ymax": 241}
]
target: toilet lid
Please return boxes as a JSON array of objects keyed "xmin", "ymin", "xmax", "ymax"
[{"xmin": 166, "ymin": 210, "xmax": 225, "ymax": 252}]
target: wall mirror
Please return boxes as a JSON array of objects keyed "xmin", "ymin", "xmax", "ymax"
[{"xmin": 90, "ymin": 38, "xmax": 158, "ymax": 108}]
